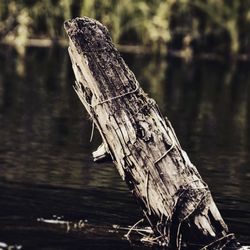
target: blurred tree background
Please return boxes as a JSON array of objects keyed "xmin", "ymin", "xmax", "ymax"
[{"xmin": 1, "ymin": 0, "xmax": 250, "ymax": 57}]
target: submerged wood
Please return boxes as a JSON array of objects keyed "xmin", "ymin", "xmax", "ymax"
[{"xmin": 64, "ymin": 17, "xmax": 240, "ymax": 249}]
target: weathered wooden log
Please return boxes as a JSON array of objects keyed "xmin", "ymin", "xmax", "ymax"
[{"xmin": 64, "ymin": 17, "xmax": 240, "ymax": 249}]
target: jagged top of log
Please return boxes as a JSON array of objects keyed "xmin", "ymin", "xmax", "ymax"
[
  {"xmin": 64, "ymin": 17, "xmax": 116, "ymax": 53},
  {"xmin": 64, "ymin": 16, "xmax": 139, "ymax": 106}
]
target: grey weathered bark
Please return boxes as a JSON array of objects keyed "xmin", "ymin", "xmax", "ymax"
[{"xmin": 64, "ymin": 17, "xmax": 240, "ymax": 249}]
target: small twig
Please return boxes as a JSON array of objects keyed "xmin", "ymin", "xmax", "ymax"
[
  {"xmin": 200, "ymin": 233, "xmax": 235, "ymax": 250},
  {"xmin": 136, "ymin": 231, "xmax": 148, "ymax": 237},
  {"xmin": 176, "ymin": 223, "xmax": 182, "ymax": 250},
  {"xmin": 141, "ymin": 234, "xmax": 162, "ymax": 243},
  {"xmin": 124, "ymin": 218, "xmax": 144, "ymax": 239},
  {"xmin": 119, "ymin": 226, "xmax": 152, "ymax": 234},
  {"xmin": 145, "ymin": 171, "xmax": 151, "ymax": 215},
  {"xmin": 154, "ymin": 143, "xmax": 175, "ymax": 165},
  {"xmin": 91, "ymin": 82, "xmax": 140, "ymax": 108},
  {"xmin": 90, "ymin": 119, "xmax": 95, "ymax": 142}
]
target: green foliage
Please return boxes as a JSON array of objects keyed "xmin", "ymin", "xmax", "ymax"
[
  {"xmin": 191, "ymin": 0, "xmax": 240, "ymax": 54},
  {"xmin": 0, "ymin": 0, "xmax": 249, "ymax": 55}
]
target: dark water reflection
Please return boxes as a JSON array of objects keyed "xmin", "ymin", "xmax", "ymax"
[{"xmin": 0, "ymin": 46, "xmax": 249, "ymax": 249}]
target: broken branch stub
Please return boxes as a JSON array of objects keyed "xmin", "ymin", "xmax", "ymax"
[{"xmin": 64, "ymin": 17, "xmax": 239, "ymax": 249}]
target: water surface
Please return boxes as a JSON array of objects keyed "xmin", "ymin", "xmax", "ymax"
[{"xmin": 0, "ymin": 46, "xmax": 250, "ymax": 249}]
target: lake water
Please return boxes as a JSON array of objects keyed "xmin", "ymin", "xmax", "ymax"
[{"xmin": 0, "ymin": 46, "xmax": 250, "ymax": 249}]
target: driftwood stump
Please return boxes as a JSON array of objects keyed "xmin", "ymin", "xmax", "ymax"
[{"xmin": 64, "ymin": 17, "xmax": 240, "ymax": 249}]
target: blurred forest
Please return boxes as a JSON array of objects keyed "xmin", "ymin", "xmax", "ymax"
[{"xmin": 1, "ymin": 0, "xmax": 250, "ymax": 57}]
